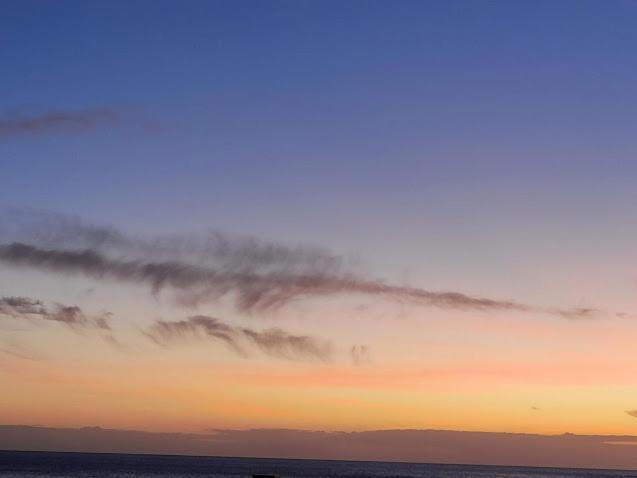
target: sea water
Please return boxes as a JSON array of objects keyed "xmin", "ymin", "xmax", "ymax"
[{"xmin": 1, "ymin": 451, "xmax": 636, "ymax": 478}]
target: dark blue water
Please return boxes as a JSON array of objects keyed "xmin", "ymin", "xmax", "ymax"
[{"xmin": 1, "ymin": 451, "xmax": 636, "ymax": 478}]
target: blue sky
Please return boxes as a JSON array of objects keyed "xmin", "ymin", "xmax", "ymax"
[{"xmin": 2, "ymin": 0, "xmax": 637, "ymax": 299}]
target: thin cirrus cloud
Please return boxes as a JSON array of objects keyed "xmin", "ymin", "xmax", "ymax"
[
  {"xmin": 350, "ymin": 345, "xmax": 371, "ymax": 365},
  {"xmin": 0, "ymin": 108, "xmax": 120, "ymax": 139},
  {"xmin": 0, "ymin": 241, "xmax": 601, "ymax": 319},
  {"xmin": 0, "ymin": 295, "xmax": 111, "ymax": 331},
  {"xmin": 626, "ymin": 410, "xmax": 637, "ymax": 418},
  {"xmin": 0, "ymin": 339, "xmax": 42, "ymax": 361},
  {"xmin": 0, "ymin": 210, "xmax": 604, "ymax": 319},
  {"xmin": 145, "ymin": 315, "xmax": 333, "ymax": 362},
  {"xmin": 0, "ymin": 295, "xmax": 329, "ymax": 361},
  {"xmin": 0, "ymin": 208, "xmax": 347, "ymax": 275}
]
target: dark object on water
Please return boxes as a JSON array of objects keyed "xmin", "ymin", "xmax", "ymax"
[{"xmin": 252, "ymin": 475, "xmax": 279, "ymax": 478}]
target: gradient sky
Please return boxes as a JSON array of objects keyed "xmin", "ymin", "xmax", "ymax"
[{"xmin": 2, "ymin": 0, "xmax": 637, "ymax": 467}]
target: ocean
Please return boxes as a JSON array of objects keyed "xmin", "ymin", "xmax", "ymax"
[{"xmin": 1, "ymin": 451, "xmax": 637, "ymax": 478}]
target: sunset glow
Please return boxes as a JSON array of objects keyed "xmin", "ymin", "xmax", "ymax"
[{"xmin": 2, "ymin": 0, "xmax": 637, "ymax": 471}]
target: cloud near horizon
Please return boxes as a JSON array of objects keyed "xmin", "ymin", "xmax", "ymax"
[
  {"xmin": 0, "ymin": 108, "xmax": 119, "ymax": 139},
  {"xmin": 145, "ymin": 315, "xmax": 332, "ymax": 362},
  {"xmin": 3, "ymin": 425, "xmax": 637, "ymax": 470}
]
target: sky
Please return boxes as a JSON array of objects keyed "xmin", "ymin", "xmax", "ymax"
[{"xmin": 2, "ymin": 0, "xmax": 637, "ymax": 468}]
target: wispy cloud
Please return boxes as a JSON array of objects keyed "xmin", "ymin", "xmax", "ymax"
[
  {"xmin": 240, "ymin": 327, "xmax": 332, "ymax": 362},
  {"xmin": 0, "ymin": 108, "xmax": 119, "ymax": 139},
  {"xmin": 0, "ymin": 209, "xmax": 347, "ymax": 275},
  {"xmin": 552, "ymin": 308, "xmax": 600, "ymax": 320},
  {"xmin": 0, "ymin": 337, "xmax": 44, "ymax": 361},
  {"xmin": 350, "ymin": 345, "xmax": 371, "ymax": 365},
  {"xmin": 146, "ymin": 315, "xmax": 245, "ymax": 356},
  {"xmin": 145, "ymin": 315, "xmax": 332, "ymax": 362},
  {"xmin": 626, "ymin": 410, "xmax": 637, "ymax": 418},
  {"xmin": 0, "ymin": 210, "xmax": 604, "ymax": 319},
  {"xmin": 0, "ymin": 241, "xmax": 599, "ymax": 319},
  {"xmin": 0, "ymin": 296, "xmax": 111, "ymax": 331}
]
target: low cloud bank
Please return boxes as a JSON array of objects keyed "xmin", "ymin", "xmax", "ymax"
[{"xmin": 2, "ymin": 425, "xmax": 637, "ymax": 470}]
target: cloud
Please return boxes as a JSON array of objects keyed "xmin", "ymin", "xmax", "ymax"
[
  {"xmin": 50, "ymin": 305, "xmax": 111, "ymax": 330},
  {"xmin": 239, "ymin": 327, "xmax": 332, "ymax": 362},
  {"xmin": 0, "ymin": 209, "xmax": 347, "ymax": 275},
  {"xmin": 3, "ymin": 425, "xmax": 637, "ymax": 470},
  {"xmin": 0, "ymin": 242, "xmax": 593, "ymax": 319},
  {"xmin": 145, "ymin": 315, "xmax": 332, "ymax": 362},
  {"xmin": 0, "ymin": 296, "xmax": 111, "ymax": 331},
  {"xmin": 0, "ymin": 337, "xmax": 43, "ymax": 360},
  {"xmin": 0, "ymin": 296, "xmax": 46, "ymax": 316},
  {"xmin": 0, "ymin": 108, "xmax": 119, "ymax": 139},
  {"xmin": 0, "ymin": 211, "xmax": 603, "ymax": 319},
  {"xmin": 350, "ymin": 345, "xmax": 371, "ymax": 365},
  {"xmin": 552, "ymin": 307, "xmax": 600, "ymax": 320},
  {"xmin": 626, "ymin": 410, "xmax": 637, "ymax": 418},
  {"xmin": 146, "ymin": 315, "xmax": 246, "ymax": 356}
]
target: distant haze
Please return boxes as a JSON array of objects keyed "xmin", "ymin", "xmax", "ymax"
[{"xmin": 3, "ymin": 425, "xmax": 637, "ymax": 471}]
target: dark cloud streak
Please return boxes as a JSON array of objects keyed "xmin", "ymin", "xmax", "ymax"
[
  {"xmin": 0, "ymin": 296, "xmax": 111, "ymax": 330},
  {"xmin": 0, "ymin": 242, "xmax": 598, "ymax": 319},
  {"xmin": 0, "ymin": 209, "xmax": 346, "ymax": 275},
  {"xmin": 0, "ymin": 211, "xmax": 603, "ymax": 319},
  {"xmin": 0, "ymin": 109, "xmax": 119, "ymax": 139},
  {"xmin": 145, "ymin": 315, "xmax": 332, "ymax": 362}
]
